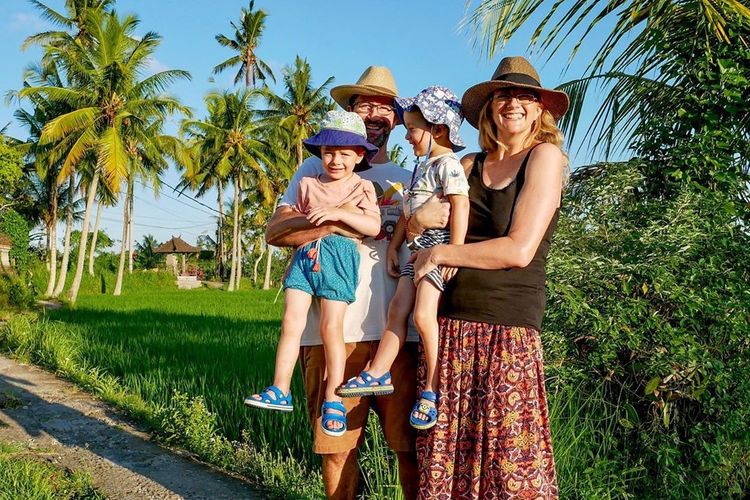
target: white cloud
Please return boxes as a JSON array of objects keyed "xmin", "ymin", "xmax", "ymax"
[
  {"xmin": 9, "ymin": 12, "xmax": 47, "ymax": 32},
  {"xmin": 144, "ymin": 56, "xmax": 170, "ymax": 75}
]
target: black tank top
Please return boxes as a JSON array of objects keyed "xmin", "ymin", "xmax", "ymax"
[{"xmin": 440, "ymin": 146, "xmax": 560, "ymax": 330}]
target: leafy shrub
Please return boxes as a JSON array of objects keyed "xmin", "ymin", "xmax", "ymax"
[
  {"xmin": 544, "ymin": 161, "xmax": 750, "ymax": 497},
  {"xmin": 0, "ymin": 209, "xmax": 31, "ymax": 275},
  {"xmin": 0, "ymin": 273, "xmax": 36, "ymax": 308}
]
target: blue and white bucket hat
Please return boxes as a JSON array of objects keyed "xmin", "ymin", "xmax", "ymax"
[
  {"xmin": 394, "ymin": 86, "xmax": 465, "ymax": 152},
  {"xmin": 303, "ymin": 110, "xmax": 379, "ymax": 159}
]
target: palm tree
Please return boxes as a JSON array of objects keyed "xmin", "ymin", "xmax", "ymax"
[
  {"xmin": 213, "ymin": 0, "xmax": 275, "ymax": 88},
  {"xmin": 177, "ymin": 125, "xmax": 230, "ymax": 279},
  {"xmin": 260, "ymin": 56, "xmax": 334, "ymax": 167},
  {"xmin": 257, "ymin": 123, "xmax": 296, "ymax": 289},
  {"xmin": 464, "ymin": 0, "xmax": 750, "ymax": 156},
  {"xmin": 20, "ymin": 10, "xmax": 190, "ymax": 303},
  {"xmin": 23, "ymin": 0, "xmax": 114, "ymax": 50},
  {"xmin": 87, "ymin": 186, "xmax": 115, "ymax": 275},
  {"xmin": 113, "ymin": 119, "xmax": 182, "ymax": 295},
  {"xmin": 181, "ymin": 90, "xmax": 270, "ymax": 291}
]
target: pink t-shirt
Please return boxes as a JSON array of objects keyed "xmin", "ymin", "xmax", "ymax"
[{"xmin": 296, "ymin": 173, "xmax": 380, "ymax": 217}]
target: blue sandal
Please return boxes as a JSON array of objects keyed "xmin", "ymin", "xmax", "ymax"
[
  {"xmin": 410, "ymin": 391, "xmax": 438, "ymax": 430},
  {"xmin": 244, "ymin": 386, "xmax": 293, "ymax": 412},
  {"xmin": 321, "ymin": 400, "xmax": 347, "ymax": 437},
  {"xmin": 336, "ymin": 370, "xmax": 394, "ymax": 398}
]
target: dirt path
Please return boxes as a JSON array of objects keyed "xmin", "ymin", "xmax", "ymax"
[{"xmin": 0, "ymin": 355, "xmax": 266, "ymax": 499}]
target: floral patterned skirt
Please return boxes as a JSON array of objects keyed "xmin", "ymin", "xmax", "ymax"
[{"xmin": 416, "ymin": 318, "xmax": 558, "ymax": 499}]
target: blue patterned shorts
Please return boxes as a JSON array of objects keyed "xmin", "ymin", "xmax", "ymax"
[
  {"xmin": 400, "ymin": 228, "xmax": 451, "ymax": 290},
  {"xmin": 283, "ymin": 234, "xmax": 359, "ymax": 303}
]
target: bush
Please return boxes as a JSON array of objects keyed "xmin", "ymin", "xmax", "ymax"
[
  {"xmin": 0, "ymin": 273, "xmax": 36, "ymax": 308},
  {"xmin": 544, "ymin": 161, "xmax": 750, "ymax": 497}
]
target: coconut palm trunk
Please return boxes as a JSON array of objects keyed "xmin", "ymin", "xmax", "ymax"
[
  {"xmin": 227, "ymin": 176, "xmax": 240, "ymax": 291},
  {"xmin": 253, "ymin": 240, "xmax": 265, "ymax": 285},
  {"xmin": 127, "ymin": 183, "xmax": 134, "ymax": 273},
  {"xmin": 53, "ymin": 175, "xmax": 75, "ymax": 297},
  {"xmin": 217, "ymin": 181, "xmax": 225, "ymax": 279},
  {"xmin": 295, "ymin": 140, "xmax": 303, "ymax": 170},
  {"xmin": 67, "ymin": 171, "xmax": 99, "ymax": 304},
  {"xmin": 236, "ymin": 234, "xmax": 243, "ymax": 290},
  {"xmin": 262, "ymin": 195, "xmax": 281, "ymax": 290},
  {"xmin": 87, "ymin": 200, "xmax": 102, "ymax": 275},
  {"xmin": 45, "ymin": 185, "xmax": 59, "ymax": 297},
  {"xmin": 113, "ymin": 178, "xmax": 132, "ymax": 296}
]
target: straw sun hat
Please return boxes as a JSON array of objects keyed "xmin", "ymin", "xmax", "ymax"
[
  {"xmin": 461, "ymin": 56, "xmax": 569, "ymax": 128},
  {"xmin": 330, "ymin": 66, "xmax": 399, "ymax": 109}
]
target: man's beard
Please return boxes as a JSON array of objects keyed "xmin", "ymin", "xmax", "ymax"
[{"xmin": 365, "ymin": 118, "xmax": 390, "ymax": 149}]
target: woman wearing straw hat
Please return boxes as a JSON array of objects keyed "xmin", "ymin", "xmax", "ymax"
[{"xmin": 408, "ymin": 56, "xmax": 568, "ymax": 498}]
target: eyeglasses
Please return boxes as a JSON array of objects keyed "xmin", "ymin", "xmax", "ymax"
[
  {"xmin": 354, "ymin": 102, "xmax": 395, "ymax": 116},
  {"xmin": 492, "ymin": 92, "xmax": 539, "ymax": 105}
]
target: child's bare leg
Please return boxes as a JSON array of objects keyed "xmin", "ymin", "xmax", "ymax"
[
  {"xmin": 366, "ymin": 277, "xmax": 416, "ymax": 378},
  {"xmin": 319, "ymin": 298, "xmax": 348, "ymax": 432},
  {"xmin": 412, "ymin": 279, "xmax": 442, "ymax": 395},
  {"xmin": 268, "ymin": 288, "xmax": 312, "ymax": 395}
]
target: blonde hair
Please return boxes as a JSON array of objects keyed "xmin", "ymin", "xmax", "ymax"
[{"xmin": 477, "ymin": 98, "xmax": 570, "ymax": 185}]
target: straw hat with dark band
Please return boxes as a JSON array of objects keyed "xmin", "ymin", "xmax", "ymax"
[
  {"xmin": 330, "ymin": 66, "xmax": 399, "ymax": 109},
  {"xmin": 461, "ymin": 56, "xmax": 569, "ymax": 129}
]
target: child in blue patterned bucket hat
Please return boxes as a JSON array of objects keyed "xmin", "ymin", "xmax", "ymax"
[
  {"xmin": 336, "ymin": 86, "xmax": 470, "ymax": 430},
  {"xmin": 245, "ymin": 111, "xmax": 382, "ymax": 438}
]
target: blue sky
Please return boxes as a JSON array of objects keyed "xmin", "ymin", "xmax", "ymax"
[{"xmin": 1, "ymin": 0, "xmax": 609, "ymax": 248}]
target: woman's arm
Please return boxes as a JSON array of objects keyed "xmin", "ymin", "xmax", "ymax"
[
  {"xmin": 406, "ymin": 153, "xmax": 476, "ymax": 236},
  {"xmin": 411, "ymin": 144, "xmax": 563, "ymax": 282}
]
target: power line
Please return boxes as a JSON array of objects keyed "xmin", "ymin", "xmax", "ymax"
[{"xmin": 159, "ymin": 179, "xmax": 223, "ymax": 215}]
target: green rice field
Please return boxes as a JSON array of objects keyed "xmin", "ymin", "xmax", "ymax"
[
  {"xmin": 46, "ymin": 287, "xmax": 317, "ymax": 466},
  {"xmin": 3, "ymin": 272, "xmax": 639, "ymax": 498}
]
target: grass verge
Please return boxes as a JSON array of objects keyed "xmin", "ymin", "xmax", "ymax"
[
  {"xmin": 0, "ymin": 313, "xmax": 323, "ymax": 499},
  {"xmin": 0, "ymin": 440, "xmax": 104, "ymax": 499}
]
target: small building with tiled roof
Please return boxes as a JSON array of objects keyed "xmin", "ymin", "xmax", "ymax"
[
  {"xmin": 0, "ymin": 233, "xmax": 12, "ymax": 270},
  {"xmin": 154, "ymin": 235, "xmax": 201, "ymax": 276}
]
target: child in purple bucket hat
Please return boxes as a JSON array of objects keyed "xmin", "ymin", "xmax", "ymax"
[
  {"xmin": 336, "ymin": 86, "xmax": 470, "ymax": 430},
  {"xmin": 245, "ymin": 110, "xmax": 381, "ymax": 438}
]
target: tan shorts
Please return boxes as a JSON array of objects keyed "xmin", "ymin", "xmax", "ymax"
[{"xmin": 299, "ymin": 341, "xmax": 418, "ymax": 454}]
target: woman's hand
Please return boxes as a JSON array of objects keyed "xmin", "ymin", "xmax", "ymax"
[
  {"xmin": 408, "ymin": 194, "xmax": 450, "ymax": 235},
  {"xmin": 410, "ymin": 246, "xmax": 441, "ymax": 284},
  {"xmin": 441, "ymin": 266, "xmax": 457, "ymax": 282}
]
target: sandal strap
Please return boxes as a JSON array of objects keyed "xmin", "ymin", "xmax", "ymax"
[
  {"xmin": 420, "ymin": 390, "xmax": 437, "ymax": 403},
  {"xmin": 342, "ymin": 370, "xmax": 392, "ymax": 389},
  {"xmin": 321, "ymin": 400, "xmax": 346, "ymax": 414},
  {"xmin": 259, "ymin": 385, "xmax": 290, "ymax": 404}
]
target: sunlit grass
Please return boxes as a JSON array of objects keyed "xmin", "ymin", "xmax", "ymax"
[{"xmin": 0, "ymin": 440, "xmax": 104, "ymax": 499}]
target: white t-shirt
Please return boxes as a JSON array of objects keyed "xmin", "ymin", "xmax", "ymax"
[{"xmin": 279, "ymin": 157, "xmax": 418, "ymax": 346}]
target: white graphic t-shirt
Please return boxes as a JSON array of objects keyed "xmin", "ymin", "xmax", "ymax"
[{"xmin": 279, "ymin": 157, "xmax": 418, "ymax": 346}]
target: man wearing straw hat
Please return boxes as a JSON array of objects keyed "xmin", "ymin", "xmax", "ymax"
[{"xmin": 266, "ymin": 66, "xmax": 436, "ymax": 499}]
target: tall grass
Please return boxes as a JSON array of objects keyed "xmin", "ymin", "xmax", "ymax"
[
  {"xmin": 6, "ymin": 270, "xmax": 641, "ymax": 498},
  {"xmin": 0, "ymin": 440, "xmax": 104, "ymax": 499}
]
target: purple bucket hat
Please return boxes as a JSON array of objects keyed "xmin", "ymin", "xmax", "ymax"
[
  {"xmin": 394, "ymin": 86, "xmax": 465, "ymax": 152},
  {"xmin": 303, "ymin": 110, "xmax": 379, "ymax": 159}
]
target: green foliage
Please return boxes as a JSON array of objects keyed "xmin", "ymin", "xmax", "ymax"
[
  {"xmin": 0, "ymin": 440, "xmax": 104, "ymax": 500},
  {"xmin": 0, "ymin": 273, "xmax": 36, "ymax": 309},
  {"xmin": 0, "ymin": 209, "xmax": 31, "ymax": 275},
  {"xmin": 545, "ymin": 161, "xmax": 750, "ymax": 497},
  {"xmin": 0, "ymin": 312, "xmax": 323, "ymax": 499},
  {"xmin": 633, "ymin": 20, "xmax": 750, "ymax": 198},
  {"xmin": 0, "ymin": 139, "xmax": 24, "ymax": 203}
]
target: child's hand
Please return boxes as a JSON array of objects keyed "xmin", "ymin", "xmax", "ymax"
[
  {"xmin": 306, "ymin": 206, "xmax": 344, "ymax": 226},
  {"xmin": 387, "ymin": 245, "xmax": 401, "ymax": 278},
  {"xmin": 441, "ymin": 266, "xmax": 457, "ymax": 283}
]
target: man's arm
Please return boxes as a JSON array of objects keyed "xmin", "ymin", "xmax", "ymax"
[{"xmin": 265, "ymin": 206, "xmax": 363, "ymax": 248}]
